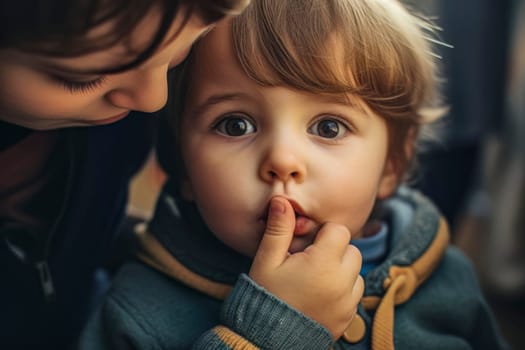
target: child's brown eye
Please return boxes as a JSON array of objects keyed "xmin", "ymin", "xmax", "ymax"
[
  {"xmin": 308, "ymin": 118, "xmax": 348, "ymax": 139},
  {"xmin": 318, "ymin": 120, "xmax": 340, "ymax": 138},
  {"xmin": 214, "ymin": 115, "xmax": 256, "ymax": 137}
]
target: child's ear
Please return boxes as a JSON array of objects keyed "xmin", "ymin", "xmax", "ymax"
[
  {"xmin": 377, "ymin": 158, "xmax": 400, "ymax": 200},
  {"xmin": 378, "ymin": 127, "xmax": 417, "ymax": 199}
]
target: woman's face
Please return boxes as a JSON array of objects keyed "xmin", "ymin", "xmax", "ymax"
[{"xmin": 0, "ymin": 6, "xmax": 213, "ymax": 130}]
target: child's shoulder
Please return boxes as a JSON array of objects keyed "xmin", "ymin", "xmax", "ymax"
[
  {"xmin": 107, "ymin": 260, "xmax": 222, "ymax": 314},
  {"xmin": 439, "ymin": 245, "xmax": 480, "ymax": 288},
  {"xmin": 418, "ymin": 245, "xmax": 489, "ymax": 315},
  {"xmin": 83, "ymin": 261, "xmax": 221, "ymax": 349},
  {"xmin": 390, "ymin": 246, "xmax": 507, "ymax": 349}
]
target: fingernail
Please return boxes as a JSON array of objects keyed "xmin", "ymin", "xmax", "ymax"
[{"xmin": 270, "ymin": 198, "xmax": 285, "ymax": 215}]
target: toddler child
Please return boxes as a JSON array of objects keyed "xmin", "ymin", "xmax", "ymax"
[{"xmin": 79, "ymin": 0, "xmax": 508, "ymax": 349}]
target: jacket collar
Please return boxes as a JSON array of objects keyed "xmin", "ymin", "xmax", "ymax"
[
  {"xmin": 139, "ymin": 185, "xmax": 448, "ymax": 299},
  {"xmin": 357, "ymin": 187, "xmax": 450, "ymax": 350},
  {"xmin": 145, "ymin": 183, "xmax": 252, "ymax": 286}
]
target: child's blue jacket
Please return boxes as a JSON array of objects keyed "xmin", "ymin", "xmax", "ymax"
[{"xmin": 78, "ymin": 183, "xmax": 509, "ymax": 349}]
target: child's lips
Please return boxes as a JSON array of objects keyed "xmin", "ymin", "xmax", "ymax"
[
  {"xmin": 293, "ymin": 214, "xmax": 316, "ymax": 236},
  {"xmin": 259, "ymin": 199, "xmax": 316, "ymax": 236},
  {"xmin": 287, "ymin": 200, "xmax": 316, "ymax": 236}
]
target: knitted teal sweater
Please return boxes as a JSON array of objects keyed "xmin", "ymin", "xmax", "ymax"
[{"xmin": 77, "ymin": 186, "xmax": 508, "ymax": 349}]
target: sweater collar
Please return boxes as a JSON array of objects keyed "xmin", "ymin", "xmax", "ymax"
[
  {"xmin": 363, "ymin": 186, "xmax": 448, "ymax": 296},
  {"xmin": 146, "ymin": 182, "xmax": 252, "ymax": 285},
  {"xmin": 143, "ymin": 183, "xmax": 447, "ymax": 291}
]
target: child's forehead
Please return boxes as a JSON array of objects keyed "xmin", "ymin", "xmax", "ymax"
[{"xmin": 189, "ymin": 19, "xmax": 370, "ymax": 110}]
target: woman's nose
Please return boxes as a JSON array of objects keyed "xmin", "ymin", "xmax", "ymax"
[
  {"xmin": 259, "ymin": 142, "xmax": 307, "ymax": 184},
  {"xmin": 105, "ymin": 67, "xmax": 168, "ymax": 113}
]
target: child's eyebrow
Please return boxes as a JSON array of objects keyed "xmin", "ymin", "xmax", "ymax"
[
  {"xmin": 190, "ymin": 92, "xmax": 248, "ymax": 116},
  {"xmin": 319, "ymin": 93, "xmax": 354, "ymax": 106}
]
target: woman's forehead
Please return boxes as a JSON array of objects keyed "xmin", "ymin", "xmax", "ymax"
[{"xmin": 6, "ymin": 5, "xmax": 207, "ymax": 75}]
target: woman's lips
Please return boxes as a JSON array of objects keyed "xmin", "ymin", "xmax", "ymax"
[{"xmin": 89, "ymin": 111, "xmax": 130, "ymax": 125}]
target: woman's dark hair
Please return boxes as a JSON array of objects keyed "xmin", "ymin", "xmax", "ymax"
[{"xmin": 0, "ymin": 0, "xmax": 249, "ymax": 73}]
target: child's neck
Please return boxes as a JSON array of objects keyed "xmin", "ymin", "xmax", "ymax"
[{"xmin": 354, "ymin": 220, "xmax": 383, "ymax": 239}]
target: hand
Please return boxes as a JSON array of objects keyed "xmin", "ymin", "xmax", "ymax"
[{"xmin": 249, "ymin": 196, "xmax": 364, "ymax": 340}]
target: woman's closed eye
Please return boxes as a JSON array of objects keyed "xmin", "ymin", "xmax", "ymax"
[
  {"xmin": 213, "ymin": 114, "xmax": 257, "ymax": 137},
  {"xmin": 50, "ymin": 74, "xmax": 107, "ymax": 94}
]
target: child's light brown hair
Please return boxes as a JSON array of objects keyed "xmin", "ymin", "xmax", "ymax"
[
  {"xmin": 164, "ymin": 0, "xmax": 443, "ymax": 185},
  {"xmin": 231, "ymin": 0, "xmax": 443, "ymax": 179}
]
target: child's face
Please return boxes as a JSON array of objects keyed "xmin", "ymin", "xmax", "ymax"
[
  {"xmin": 0, "ymin": 6, "xmax": 212, "ymax": 130},
  {"xmin": 180, "ymin": 21, "xmax": 398, "ymax": 257}
]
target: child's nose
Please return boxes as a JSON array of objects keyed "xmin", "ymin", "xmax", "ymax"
[{"xmin": 259, "ymin": 143, "xmax": 307, "ymax": 184}]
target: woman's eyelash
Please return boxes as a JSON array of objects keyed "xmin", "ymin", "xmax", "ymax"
[{"xmin": 52, "ymin": 75, "xmax": 106, "ymax": 93}]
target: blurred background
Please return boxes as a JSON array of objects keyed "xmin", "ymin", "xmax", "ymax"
[{"xmin": 127, "ymin": 0, "xmax": 525, "ymax": 348}]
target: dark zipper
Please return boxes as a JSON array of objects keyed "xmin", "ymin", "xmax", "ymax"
[
  {"xmin": 35, "ymin": 260, "xmax": 55, "ymax": 302},
  {"xmin": 33, "ymin": 130, "xmax": 79, "ymax": 301}
]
